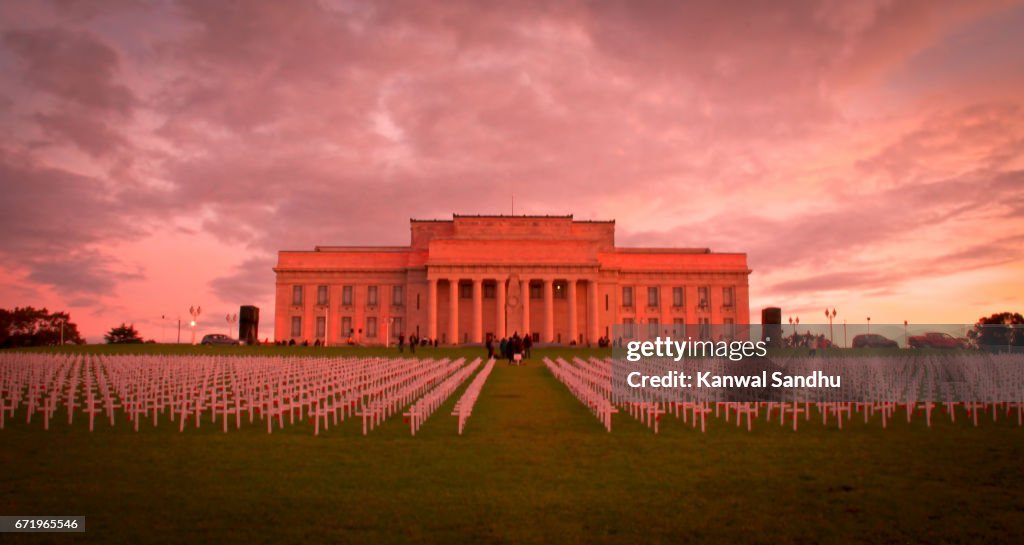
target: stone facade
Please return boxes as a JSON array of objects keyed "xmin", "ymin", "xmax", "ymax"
[{"xmin": 273, "ymin": 215, "xmax": 751, "ymax": 345}]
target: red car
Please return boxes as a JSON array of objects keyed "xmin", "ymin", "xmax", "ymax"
[{"xmin": 908, "ymin": 332, "xmax": 967, "ymax": 349}]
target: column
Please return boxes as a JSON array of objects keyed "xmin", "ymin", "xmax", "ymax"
[
  {"xmin": 354, "ymin": 284, "xmax": 365, "ymax": 344},
  {"xmin": 522, "ymin": 278, "xmax": 531, "ymax": 337},
  {"xmin": 427, "ymin": 277, "xmax": 438, "ymax": 342},
  {"xmin": 543, "ymin": 278, "xmax": 555, "ymax": 343},
  {"xmin": 495, "ymin": 276, "xmax": 506, "ymax": 339},
  {"xmin": 472, "ymin": 277, "xmax": 483, "ymax": 343},
  {"xmin": 448, "ymin": 278, "xmax": 460, "ymax": 345},
  {"xmin": 612, "ymin": 281, "xmax": 620, "ymax": 339},
  {"xmin": 588, "ymin": 279, "xmax": 599, "ymax": 343},
  {"xmin": 661, "ymin": 283, "xmax": 672, "ymax": 337},
  {"xmin": 567, "ymin": 278, "xmax": 578, "ymax": 345}
]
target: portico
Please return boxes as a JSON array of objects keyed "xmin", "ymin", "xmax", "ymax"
[{"xmin": 423, "ymin": 273, "xmax": 600, "ymax": 344}]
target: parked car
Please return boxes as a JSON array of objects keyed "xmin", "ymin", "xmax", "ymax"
[
  {"xmin": 908, "ymin": 332, "xmax": 967, "ymax": 349},
  {"xmin": 200, "ymin": 334, "xmax": 241, "ymax": 346},
  {"xmin": 851, "ymin": 333, "xmax": 899, "ymax": 349}
]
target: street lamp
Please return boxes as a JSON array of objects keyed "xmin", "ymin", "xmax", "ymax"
[
  {"xmin": 825, "ymin": 308, "xmax": 837, "ymax": 346},
  {"xmin": 904, "ymin": 320, "xmax": 908, "ymax": 348},
  {"xmin": 161, "ymin": 314, "xmax": 182, "ymax": 343},
  {"xmin": 189, "ymin": 305, "xmax": 202, "ymax": 345},
  {"xmin": 867, "ymin": 316, "xmax": 871, "ymax": 333},
  {"xmin": 226, "ymin": 313, "xmax": 237, "ymax": 337}
]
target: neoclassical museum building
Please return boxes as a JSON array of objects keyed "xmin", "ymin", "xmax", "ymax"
[{"xmin": 273, "ymin": 215, "xmax": 751, "ymax": 345}]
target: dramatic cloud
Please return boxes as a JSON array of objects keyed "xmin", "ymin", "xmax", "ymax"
[{"xmin": 0, "ymin": 0, "xmax": 1022, "ymax": 339}]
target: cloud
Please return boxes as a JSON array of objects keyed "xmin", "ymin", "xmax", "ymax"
[
  {"xmin": 0, "ymin": 0, "xmax": 1023, "ymax": 335},
  {"xmin": 3, "ymin": 26, "xmax": 136, "ymax": 115},
  {"xmin": 0, "ymin": 153, "xmax": 146, "ymax": 300},
  {"xmin": 26, "ymin": 251, "xmax": 144, "ymax": 296},
  {"xmin": 33, "ymin": 111, "xmax": 129, "ymax": 157},
  {"xmin": 209, "ymin": 257, "xmax": 275, "ymax": 305}
]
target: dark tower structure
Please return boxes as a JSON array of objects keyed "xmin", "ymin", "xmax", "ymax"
[
  {"xmin": 239, "ymin": 305, "xmax": 259, "ymax": 345},
  {"xmin": 761, "ymin": 307, "xmax": 782, "ymax": 348}
]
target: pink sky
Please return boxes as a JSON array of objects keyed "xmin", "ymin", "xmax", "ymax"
[{"xmin": 1, "ymin": 0, "xmax": 1022, "ymax": 342}]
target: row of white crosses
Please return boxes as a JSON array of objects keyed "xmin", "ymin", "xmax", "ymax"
[
  {"xmin": 544, "ymin": 353, "xmax": 1024, "ymax": 433},
  {"xmin": 451, "ymin": 358, "xmax": 496, "ymax": 435},
  {"xmin": 0, "ymin": 353, "xmax": 487, "ymax": 436},
  {"xmin": 543, "ymin": 357, "xmax": 617, "ymax": 431},
  {"xmin": 403, "ymin": 357, "xmax": 483, "ymax": 435},
  {"xmin": 354, "ymin": 357, "xmax": 464, "ymax": 435}
]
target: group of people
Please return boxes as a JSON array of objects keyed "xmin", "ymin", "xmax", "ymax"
[
  {"xmin": 788, "ymin": 332, "xmax": 832, "ymax": 354},
  {"xmin": 396, "ymin": 334, "xmax": 442, "ymax": 353},
  {"xmin": 485, "ymin": 332, "xmax": 532, "ymax": 365}
]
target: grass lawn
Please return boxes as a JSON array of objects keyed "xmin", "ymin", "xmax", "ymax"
[{"xmin": 1, "ymin": 346, "xmax": 1022, "ymax": 544}]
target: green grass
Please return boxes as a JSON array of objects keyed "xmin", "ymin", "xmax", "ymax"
[{"xmin": 1, "ymin": 347, "xmax": 1022, "ymax": 544}]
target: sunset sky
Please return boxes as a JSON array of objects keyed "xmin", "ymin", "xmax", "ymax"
[{"xmin": 1, "ymin": 0, "xmax": 1022, "ymax": 342}]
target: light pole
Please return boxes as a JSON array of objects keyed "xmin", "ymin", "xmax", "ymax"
[
  {"xmin": 226, "ymin": 313, "xmax": 237, "ymax": 337},
  {"xmin": 189, "ymin": 305, "xmax": 202, "ymax": 345},
  {"xmin": 825, "ymin": 308, "xmax": 837, "ymax": 346},
  {"xmin": 843, "ymin": 320, "xmax": 848, "ymax": 348},
  {"xmin": 866, "ymin": 316, "xmax": 871, "ymax": 334},
  {"xmin": 904, "ymin": 320, "xmax": 908, "ymax": 348},
  {"xmin": 161, "ymin": 314, "xmax": 181, "ymax": 343}
]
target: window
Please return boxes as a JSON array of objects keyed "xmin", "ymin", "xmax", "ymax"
[
  {"xmin": 647, "ymin": 287, "xmax": 659, "ymax": 307},
  {"xmin": 342, "ymin": 285, "xmax": 353, "ymax": 305},
  {"xmin": 605, "ymin": 294, "xmax": 609, "ymax": 311},
  {"xmin": 292, "ymin": 285, "xmax": 303, "ymax": 306},
  {"xmin": 554, "ymin": 281, "xmax": 566, "ymax": 299},
  {"xmin": 315, "ymin": 316, "xmax": 325, "ymax": 338},
  {"xmin": 622, "ymin": 286, "xmax": 634, "ymax": 307},
  {"xmin": 392, "ymin": 317, "xmax": 403, "ymax": 337},
  {"xmin": 530, "ymin": 282, "xmax": 542, "ymax": 300},
  {"xmin": 291, "ymin": 316, "xmax": 302, "ymax": 337},
  {"xmin": 366, "ymin": 317, "xmax": 377, "ymax": 338},
  {"xmin": 723, "ymin": 286, "xmax": 735, "ymax": 308},
  {"xmin": 392, "ymin": 285, "xmax": 404, "ymax": 306},
  {"xmin": 623, "ymin": 318, "xmax": 635, "ymax": 338},
  {"xmin": 317, "ymin": 285, "xmax": 328, "ymax": 305},
  {"xmin": 484, "ymin": 283, "xmax": 496, "ymax": 299},
  {"xmin": 699, "ymin": 317, "xmax": 710, "ymax": 340},
  {"xmin": 647, "ymin": 318, "xmax": 659, "ymax": 337},
  {"xmin": 673, "ymin": 318, "xmax": 685, "ymax": 337},
  {"xmin": 724, "ymin": 318, "xmax": 735, "ymax": 339},
  {"xmin": 673, "ymin": 287, "xmax": 684, "ymax": 307},
  {"xmin": 416, "ymin": 293, "xmax": 420, "ymax": 310},
  {"xmin": 367, "ymin": 285, "xmax": 378, "ymax": 306},
  {"xmin": 698, "ymin": 286, "xmax": 710, "ymax": 310},
  {"xmin": 341, "ymin": 316, "xmax": 352, "ymax": 337},
  {"xmin": 459, "ymin": 283, "xmax": 472, "ymax": 299}
]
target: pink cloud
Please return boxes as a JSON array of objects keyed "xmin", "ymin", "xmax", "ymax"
[{"xmin": 1, "ymin": 0, "xmax": 1022, "ymax": 340}]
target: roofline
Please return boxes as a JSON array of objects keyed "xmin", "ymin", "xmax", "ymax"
[
  {"xmin": 410, "ymin": 214, "xmax": 614, "ymax": 224},
  {"xmin": 276, "ymin": 246, "xmax": 416, "ymax": 253},
  {"xmin": 614, "ymin": 248, "xmax": 748, "ymax": 256},
  {"xmin": 616, "ymin": 247, "xmax": 711, "ymax": 254}
]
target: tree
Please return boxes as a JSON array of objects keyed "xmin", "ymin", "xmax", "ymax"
[
  {"xmin": 105, "ymin": 323, "xmax": 143, "ymax": 344},
  {"xmin": 967, "ymin": 312, "xmax": 1024, "ymax": 351},
  {"xmin": 0, "ymin": 307, "xmax": 85, "ymax": 347}
]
